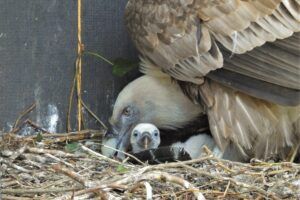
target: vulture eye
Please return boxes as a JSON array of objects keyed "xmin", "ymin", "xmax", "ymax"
[
  {"xmin": 154, "ymin": 131, "xmax": 158, "ymax": 137},
  {"xmin": 122, "ymin": 107, "xmax": 131, "ymax": 116},
  {"xmin": 133, "ymin": 130, "xmax": 138, "ymax": 137}
]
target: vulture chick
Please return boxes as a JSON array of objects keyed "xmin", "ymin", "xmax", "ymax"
[
  {"xmin": 130, "ymin": 123, "xmax": 161, "ymax": 153},
  {"xmin": 129, "ymin": 123, "xmax": 245, "ymax": 162},
  {"xmin": 105, "ymin": 0, "xmax": 300, "ymax": 161},
  {"xmin": 130, "ymin": 123, "xmax": 222, "ymax": 163}
]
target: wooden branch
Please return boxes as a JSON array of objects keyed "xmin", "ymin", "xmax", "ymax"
[
  {"xmin": 52, "ymin": 164, "xmax": 91, "ymax": 187},
  {"xmin": 45, "ymin": 153, "xmax": 75, "ymax": 168},
  {"xmin": 27, "ymin": 147, "xmax": 81, "ymax": 158},
  {"xmin": 0, "ymin": 157, "xmax": 31, "ymax": 173},
  {"xmin": 1, "ymin": 187, "xmax": 84, "ymax": 194}
]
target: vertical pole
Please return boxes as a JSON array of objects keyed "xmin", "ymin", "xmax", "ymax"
[{"xmin": 76, "ymin": 0, "xmax": 83, "ymax": 131}]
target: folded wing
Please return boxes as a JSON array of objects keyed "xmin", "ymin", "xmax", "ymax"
[{"xmin": 125, "ymin": 0, "xmax": 300, "ymax": 104}]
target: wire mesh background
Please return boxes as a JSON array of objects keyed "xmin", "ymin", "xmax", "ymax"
[{"xmin": 0, "ymin": 0, "xmax": 139, "ymax": 133}]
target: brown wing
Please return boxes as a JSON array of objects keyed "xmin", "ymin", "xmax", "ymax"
[
  {"xmin": 125, "ymin": 0, "xmax": 229, "ymax": 84},
  {"xmin": 200, "ymin": 80, "xmax": 300, "ymax": 160},
  {"xmin": 125, "ymin": 0, "xmax": 300, "ymax": 94},
  {"xmin": 207, "ymin": 32, "xmax": 300, "ymax": 106}
]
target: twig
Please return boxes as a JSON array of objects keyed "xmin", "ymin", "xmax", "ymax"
[
  {"xmin": 0, "ymin": 157, "xmax": 31, "ymax": 173},
  {"xmin": 220, "ymin": 177, "xmax": 281, "ymax": 200},
  {"xmin": 67, "ymin": 67, "xmax": 76, "ymax": 132},
  {"xmin": 1, "ymin": 180, "xmax": 19, "ymax": 188},
  {"xmin": 79, "ymin": 144, "xmax": 124, "ymax": 165},
  {"xmin": 222, "ymin": 181, "xmax": 231, "ymax": 198},
  {"xmin": 9, "ymin": 145, "xmax": 27, "ymax": 161},
  {"xmin": 45, "ymin": 153, "xmax": 75, "ymax": 168},
  {"xmin": 118, "ymin": 171, "xmax": 206, "ymax": 200},
  {"xmin": 81, "ymin": 100, "xmax": 108, "ymax": 130},
  {"xmin": 23, "ymin": 159, "xmax": 43, "ymax": 169},
  {"xmin": 216, "ymin": 162, "xmax": 234, "ymax": 173},
  {"xmin": 1, "ymin": 195, "xmax": 33, "ymax": 200},
  {"xmin": 22, "ymin": 153, "xmax": 49, "ymax": 164},
  {"xmin": 27, "ymin": 147, "xmax": 81, "ymax": 158},
  {"xmin": 52, "ymin": 164, "xmax": 125, "ymax": 200},
  {"xmin": 144, "ymin": 182, "xmax": 153, "ymax": 200},
  {"xmin": 20, "ymin": 129, "xmax": 103, "ymax": 144},
  {"xmin": 12, "ymin": 103, "xmax": 36, "ymax": 131},
  {"xmin": 84, "ymin": 51, "xmax": 114, "ymax": 66},
  {"xmin": 126, "ymin": 181, "xmax": 153, "ymax": 200},
  {"xmin": 177, "ymin": 162, "xmax": 280, "ymax": 199},
  {"xmin": 39, "ymin": 129, "xmax": 103, "ymax": 138},
  {"xmin": 47, "ymin": 131, "xmax": 103, "ymax": 144},
  {"xmin": 26, "ymin": 119, "xmax": 50, "ymax": 134},
  {"xmin": 178, "ymin": 163, "xmax": 216, "ymax": 179},
  {"xmin": 1, "ymin": 187, "xmax": 84, "ymax": 194},
  {"xmin": 66, "ymin": 184, "xmax": 126, "ymax": 199},
  {"xmin": 54, "ymin": 189, "xmax": 113, "ymax": 200},
  {"xmin": 52, "ymin": 164, "xmax": 92, "ymax": 187},
  {"xmin": 147, "ymin": 155, "xmax": 214, "ymax": 169},
  {"xmin": 101, "ymin": 144, "xmax": 146, "ymax": 166}
]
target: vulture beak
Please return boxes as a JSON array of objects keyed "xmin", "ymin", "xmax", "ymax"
[{"xmin": 109, "ymin": 123, "xmax": 134, "ymax": 159}]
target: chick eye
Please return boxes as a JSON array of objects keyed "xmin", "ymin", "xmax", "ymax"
[
  {"xmin": 154, "ymin": 131, "xmax": 159, "ymax": 137},
  {"xmin": 133, "ymin": 131, "xmax": 138, "ymax": 137}
]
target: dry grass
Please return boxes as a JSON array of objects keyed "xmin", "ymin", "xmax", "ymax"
[{"xmin": 1, "ymin": 130, "xmax": 299, "ymax": 200}]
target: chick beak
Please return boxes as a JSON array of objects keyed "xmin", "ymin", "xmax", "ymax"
[
  {"xmin": 143, "ymin": 137, "xmax": 149, "ymax": 149},
  {"xmin": 141, "ymin": 133, "xmax": 152, "ymax": 149}
]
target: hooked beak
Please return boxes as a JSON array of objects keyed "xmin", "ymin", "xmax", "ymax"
[{"xmin": 110, "ymin": 124, "xmax": 134, "ymax": 159}]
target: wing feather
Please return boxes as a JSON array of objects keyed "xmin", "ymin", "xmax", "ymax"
[
  {"xmin": 220, "ymin": 32, "xmax": 300, "ymax": 91},
  {"xmin": 125, "ymin": 0, "xmax": 300, "ymax": 158},
  {"xmin": 126, "ymin": 0, "xmax": 300, "ymax": 95},
  {"xmin": 202, "ymin": 80, "xmax": 300, "ymax": 159}
]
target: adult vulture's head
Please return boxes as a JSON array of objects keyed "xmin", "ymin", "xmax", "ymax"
[{"xmin": 108, "ymin": 75, "xmax": 203, "ymax": 156}]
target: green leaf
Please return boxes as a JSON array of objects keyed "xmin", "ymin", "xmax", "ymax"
[
  {"xmin": 112, "ymin": 58, "xmax": 138, "ymax": 77},
  {"xmin": 35, "ymin": 132, "xmax": 43, "ymax": 142},
  {"xmin": 65, "ymin": 142, "xmax": 80, "ymax": 153},
  {"xmin": 116, "ymin": 164, "xmax": 129, "ymax": 173}
]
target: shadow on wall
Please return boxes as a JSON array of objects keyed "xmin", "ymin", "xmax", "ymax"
[{"xmin": 0, "ymin": 0, "xmax": 139, "ymax": 134}]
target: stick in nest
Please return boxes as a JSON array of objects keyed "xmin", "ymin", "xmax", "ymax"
[
  {"xmin": 101, "ymin": 144, "xmax": 146, "ymax": 166},
  {"xmin": 116, "ymin": 171, "xmax": 206, "ymax": 200},
  {"xmin": 79, "ymin": 144, "xmax": 124, "ymax": 165},
  {"xmin": 0, "ymin": 157, "xmax": 31, "ymax": 173},
  {"xmin": 27, "ymin": 147, "xmax": 81, "ymax": 158},
  {"xmin": 51, "ymin": 164, "xmax": 126, "ymax": 200},
  {"xmin": 9, "ymin": 145, "xmax": 28, "ymax": 161},
  {"xmin": 126, "ymin": 181, "xmax": 153, "ymax": 200}
]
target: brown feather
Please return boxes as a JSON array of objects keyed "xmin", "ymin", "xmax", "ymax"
[
  {"xmin": 202, "ymin": 80, "xmax": 300, "ymax": 159},
  {"xmin": 125, "ymin": 0, "xmax": 300, "ymax": 160},
  {"xmin": 126, "ymin": 0, "xmax": 299, "ymax": 85}
]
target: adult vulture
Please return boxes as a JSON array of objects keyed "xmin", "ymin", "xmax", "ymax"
[{"xmin": 105, "ymin": 0, "xmax": 300, "ymax": 161}]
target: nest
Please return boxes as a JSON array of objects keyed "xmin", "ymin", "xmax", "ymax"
[{"xmin": 1, "ymin": 129, "xmax": 300, "ymax": 200}]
